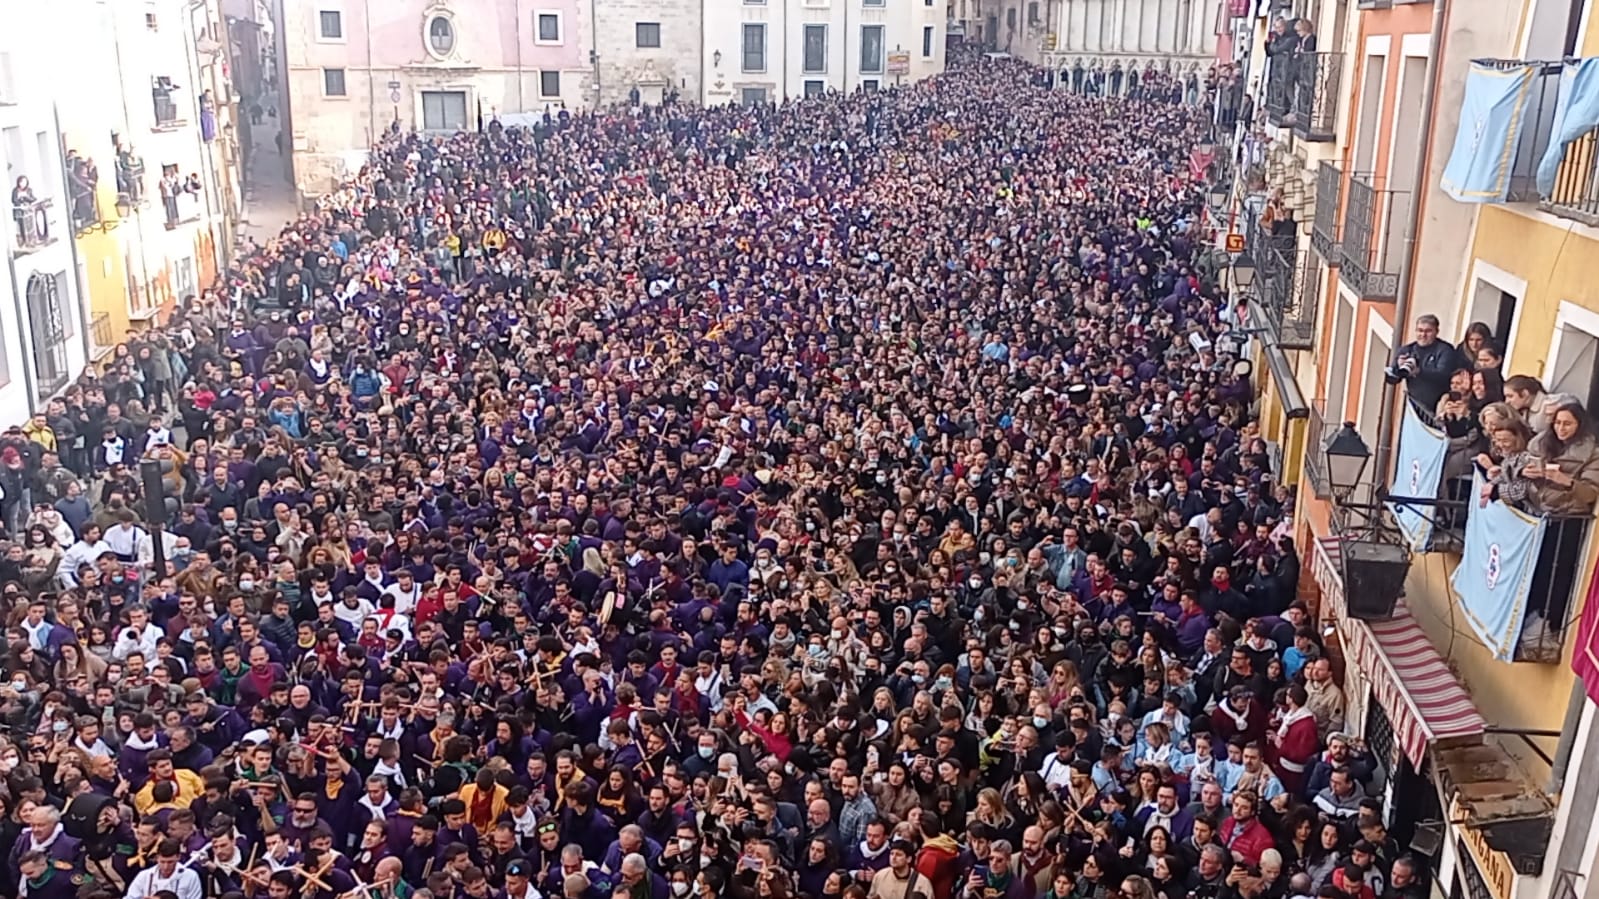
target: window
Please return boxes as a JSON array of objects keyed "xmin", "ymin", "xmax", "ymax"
[
  {"xmin": 175, "ymin": 257, "xmax": 195, "ymax": 303},
  {"xmin": 636, "ymin": 22, "xmax": 661, "ymax": 48},
  {"xmin": 1028, "ymin": 0, "xmax": 1038, "ymax": 23},
  {"xmin": 427, "ymin": 16, "xmax": 455, "ymax": 56},
  {"xmin": 1006, "ymin": 7, "xmax": 1017, "ymax": 28},
  {"xmin": 741, "ymin": 23, "xmax": 766, "ymax": 72},
  {"xmin": 323, "ymin": 68, "xmax": 347, "ymax": 97},
  {"xmin": 803, "ymin": 25, "xmax": 827, "ymax": 73},
  {"xmin": 152, "ymin": 76, "xmax": 183, "ymax": 125},
  {"xmin": 860, "ymin": 24, "xmax": 884, "ymax": 73},
  {"xmin": 421, "ymin": 90, "xmax": 467, "ymax": 129},
  {"xmin": 864, "ymin": 0, "xmax": 885, "ymax": 7},
  {"xmin": 863, "ymin": 78, "xmax": 880, "ymax": 91},
  {"xmin": 318, "ymin": 10, "xmax": 343, "ymax": 39},
  {"xmin": 540, "ymin": 71, "xmax": 561, "ymax": 98},
  {"xmin": 0, "ymin": 52, "xmax": 15, "ymax": 105},
  {"xmin": 145, "ymin": 11, "xmax": 159, "ymax": 30},
  {"xmin": 741, "ymin": 87, "xmax": 768, "ymax": 106},
  {"xmin": 804, "ymin": 79, "xmax": 825, "ymax": 97},
  {"xmin": 922, "ymin": 25, "xmax": 934, "ymax": 57},
  {"xmin": 535, "ymin": 12, "xmax": 562, "ymax": 44}
]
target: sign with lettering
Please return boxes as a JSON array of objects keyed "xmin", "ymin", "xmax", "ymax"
[
  {"xmin": 1225, "ymin": 232, "xmax": 1245, "ymax": 253},
  {"xmin": 1453, "ymin": 800, "xmax": 1517, "ymax": 899},
  {"xmin": 887, "ymin": 52, "xmax": 911, "ymax": 75}
]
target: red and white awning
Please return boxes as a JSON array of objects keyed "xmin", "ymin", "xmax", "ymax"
[{"xmin": 1314, "ymin": 537, "xmax": 1487, "ymax": 768}]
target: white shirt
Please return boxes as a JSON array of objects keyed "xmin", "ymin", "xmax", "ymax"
[
  {"xmin": 112, "ymin": 622, "xmax": 162, "ymax": 661},
  {"xmin": 333, "ymin": 597, "xmax": 376, "ymax": 627},
  {"xmin": 60, "ymin": 538, "xmax": 111, "ymax": 587},
  {"xmin": 1039, "ymin": 752, "xmax": 1074, "ymax": 791},
  {"xmin": 128, "ymin": 865, "xmax": 204, "ymax": 899},
  {"xmin": 105, "ymin": 523, "xmax": 148, "ymax": 559},
  {"xmin": 380, "ymin": 582, "xmax": 422, "ymax": 616}
]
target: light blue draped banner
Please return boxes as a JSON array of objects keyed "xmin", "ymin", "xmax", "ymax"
[
  {"xmin": 1387, "ymin": 400, "xmax": 1448, "ymax": 550},
  {"xmin": 1451, "ymin": 471, "xmax": 1547, "ymax": 662},
  {"xmin": 1442, "ymin": 62, "xmax": 1539, "ymax": 203},
  {"xmin": 1536, "ymin": 58, "xmax": 1599, "ymax": 197}
]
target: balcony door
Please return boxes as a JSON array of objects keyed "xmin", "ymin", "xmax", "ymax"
[{"xmin": 25, "ymin": 273, "xmax": 68, "ymax": 398}]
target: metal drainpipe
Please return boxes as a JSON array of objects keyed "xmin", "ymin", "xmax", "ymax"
[
  {"xmin": 52, "ymin": 101, "xmax": 93, "ymax": 369},
  {"xmin": 1547, "ymin": 681, "xmax": 1584, "ymax": 793},
  {"xmin": 1373, "ymin": 0, "xmax": 1448, "ymax": 463}
]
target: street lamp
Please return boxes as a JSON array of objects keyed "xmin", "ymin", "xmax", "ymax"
[
  {"xmin": 1208, "ymin": 181, "xmax": 1228, "ymax": 210},
  {"xmin": 1323, "ymin": 421, "xmax": 1371, "ymax": 498},
  {"xmin": 712, "ymin": 50, "xmax": 722, "ymax": 69},
  {"xmin": 1231, "ymin": 250, "xmax": 1257, "ymax": 291}
]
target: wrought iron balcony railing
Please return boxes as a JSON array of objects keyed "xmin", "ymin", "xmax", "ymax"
[
  {"xmin": 1288, "ymin": 52, "xmax": 1342, "ymax": 142},
  {"xmin": 89, "ymin": 312, "xmax": 114, "ymax": 358},
  {"xmin": 1265, "ymin": 57, "xmax": 1291, "ymax": 126},
  {"xmin": 1339, "ymin": 173, "xmax": 1408, "ymax": 300},
  {"xmin": 1247, "ymin": 217, "xmax": 1318, "ymax": 349},
  {"xmin": 1310, "ymin": 160, "xmax": 1341, "ymax": 264},
  {"xmin": 1303, "ymin": 400, "xmax": 1335, "ymax": 500},
  {"xmin": 11, "ymin": 198, "xmax": 55, "ymax": 256}
]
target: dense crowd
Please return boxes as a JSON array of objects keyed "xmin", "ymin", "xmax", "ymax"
[{"xmin": 0, "ymin": 51, "xmax": 1422, "ymax": 899}]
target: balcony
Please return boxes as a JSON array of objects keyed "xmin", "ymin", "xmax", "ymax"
[
  {"xmin": 10, "ymin": 198, "xmax": 57, "ymax": 256},
  {"xmin": 1542, "ymin": 125, "xmax": 1599, "ymax": 224},
  {"xmin": 1451, "ymin": 495, "xmax": 1591, "ymax": 664},
  {"xmin": 1264, "ymin": 53, "xmax": 1343, "ymax": 142},
  {"xmin": 1245, "ymin": 218, "xmax": 1318, "ymax": 349},
  {"xmin": 1339, "ymin": 173, "xmax": 1408, "ymax": 300},
  {"xmin": 1303, "ymin": 400, "xmax": 1337, "ymax": 499},
  {"xmin": 89, "ymin": 312, "xmax": 114, "ymax": 361},
  {"xmin": 1311, "ymin": 160, "xmax": 1342, "ymax": 264}
]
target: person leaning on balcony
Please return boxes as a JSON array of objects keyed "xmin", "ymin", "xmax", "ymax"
[
  {"xmin": 1522, "ymin": 401, "xmax": 1599, "ymax": 516},
  {"xmin": 1475, "ymin": 416, "xmax": 1537, "ymax": 509},
  {"xmin": 1383, "ymin": 315, "xmax": 1457, "ymax": 410},
  {"xmin": 1504, "ymin": 374, "xmax": 1576, "ymax": 434}
]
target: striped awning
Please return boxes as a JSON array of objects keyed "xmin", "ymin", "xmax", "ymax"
[{"xmin": 1314, "ymin": 537, "xmax": 1487, "ymax": 768}]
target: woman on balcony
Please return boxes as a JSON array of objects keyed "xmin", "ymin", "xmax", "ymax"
[
  {"xmin": 1519, "ymin": 401, "xmax": 1599, "ymax": 650},
  {"xmin": 1524, "ymin": 402, "xmax": 1599, "ymax": 516},
  {"xmin": 9, "ymin": 177, "xmax": 35, "ymax": 246}
]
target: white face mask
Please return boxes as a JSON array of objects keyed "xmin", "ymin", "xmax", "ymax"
[{"xmin": 672, "ymin": 885, "xmax": 691, "ymax": 897}]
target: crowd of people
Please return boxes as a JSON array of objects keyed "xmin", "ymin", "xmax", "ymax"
[{"xmin": 0, "ymin": 50, "xmax": 1414, "ymax": 899}]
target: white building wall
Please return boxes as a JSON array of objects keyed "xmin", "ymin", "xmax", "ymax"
[
  {"xmin": 0, "ymin": 46, "xmax": 90, "ymax": 416},
  {"xmin": 594, "ymin": 0, "xmax": 703, "ymax": 106},
  {"xmin": 702, "ymin": 0, "xmax": 945, "ymax": 106},
  {"xmin": 984, "ymin": 0, "xmax": 1220, "ymax": 65}
]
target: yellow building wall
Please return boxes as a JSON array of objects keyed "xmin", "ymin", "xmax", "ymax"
[
  {"xmin": 75, "ymin": 227, "xmax": 129, "ymax": 352},
  {"xmin": 1399, "ymin": 205, "xmax": 1599, "ymax": 776}
]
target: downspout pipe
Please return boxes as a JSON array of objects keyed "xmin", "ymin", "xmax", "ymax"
[
  {"xmin": 1547, "ymin": 680, "xmax": 1584, "ymax": 794},
  {"xmin": 1374, "ymin": 0, "xmax": 1448, "ymax": 465}
]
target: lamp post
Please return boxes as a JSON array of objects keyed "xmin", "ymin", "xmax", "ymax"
[
  {"xmin": 1231, "ymin": 250, "xmax": 1256, "ymax": 292},
  {"xmin": 1323, "ymin": 421, "xmax": 1371, "ymax": 500},
  {"xmin": 1321, "ymin": 420, "xmax": 1411, "ymax": 620}
]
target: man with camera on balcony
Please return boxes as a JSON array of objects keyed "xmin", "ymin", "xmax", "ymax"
[{"xmin": 1384, "ymin": 314, "xmax": 1458, "ymax": 410}]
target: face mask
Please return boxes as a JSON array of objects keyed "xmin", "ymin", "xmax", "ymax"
[
  {"xmin": 10, "ymin": 679, "xmax": 24, "ymax": 691},
  {"xmin": 239, "ymin": 579, "xmax": 255, "ymax": 591},
  {"xmin": 1033, "ymin": 716, "xmax": 1049, "ymax": 729},
  {"xmin": 1017, "ymin": 600, "xmax": 1029, "ymax": 611},
  {"xmin": 934, "ymin": 677, "xmax": 952, "ymax": 691},
  {"xmin": 969, "ymin": 578, "xmax": 983, "ymax": 590},
  {"xmin": 678, "ymin": 839, "xmax": 695, "ymax": 853},
  {"xmin": 697, "ymin": 746, "xmax": 714, "ymax": 760},
  {"xmin": 52, "ymin": 720, "xmax": 69, "ymax": 734},
  {"xmin": 911, "ymin": 674, "xmax": 926, "ymax": 685},
  {"xmin": 673, "ymin": 885, "xmax": 691, "ymax": 897}
]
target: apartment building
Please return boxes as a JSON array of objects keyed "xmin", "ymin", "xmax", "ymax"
[{"xmin": 1214, "ymin": 0, "xmax": 1599, "ymax": 895}]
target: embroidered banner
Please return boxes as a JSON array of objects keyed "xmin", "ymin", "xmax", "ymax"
[
  {"xmin": 1387, "ymin": 399, "xmax": 1448, "ymax": 551},
  {"xmin": 1442, "ymin": 62, "xmax": 1538, "ymax": 203},
  {"xmin": 1451, "ymin": 471, "xmax": 1547, "ymax": 661}
]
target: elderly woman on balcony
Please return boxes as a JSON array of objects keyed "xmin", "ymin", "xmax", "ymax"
[{"xmin": 1475, "ymin": 417, "xmax": 1537, "ymax": 509}]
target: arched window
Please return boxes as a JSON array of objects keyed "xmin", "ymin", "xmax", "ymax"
[{"xmin": 428, "ymin": 16, "xmax": 455, "ymax": 56}]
